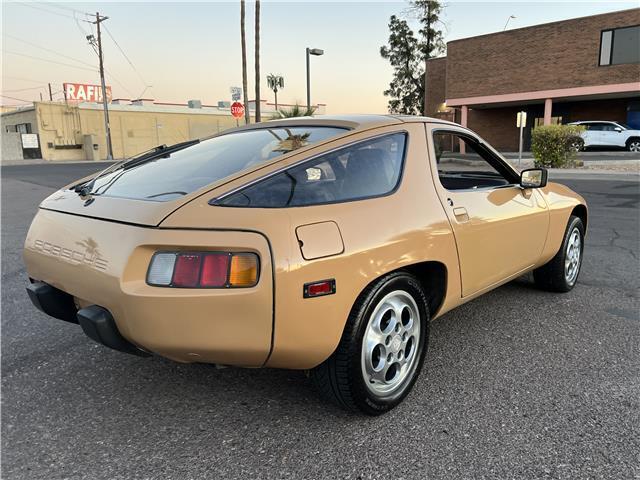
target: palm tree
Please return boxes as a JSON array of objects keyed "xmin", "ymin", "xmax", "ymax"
[
  {"xmin": 266, "ymin": 74, "xmax": 284, "ymax": 110},
  {"xmin": 254, "ymin": 0, "xmax": 261, "ymax": 122},
  {"xmin": 240, "ymin": 0, "xmax": 249, "ymax": 124},
  {"xmin": 270, "ymin": 104, "xmax": 316, "ymax": 120}
]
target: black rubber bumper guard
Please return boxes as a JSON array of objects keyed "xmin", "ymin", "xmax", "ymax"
[{"xmin": 26, "ymin": 281, "xmax": 150, "ymax": 357}]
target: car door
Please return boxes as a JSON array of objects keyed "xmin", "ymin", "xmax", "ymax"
[
  {"xmin": 600, "ymin": 123, "xmax": 625, "ymax": 147},
  {"xmin": 585, "ymin": 123, "xmax": 607, "ymax": 146},
  {"xmin": 426, "ymin": 124, "xmax": 549, "ymax": 297}
]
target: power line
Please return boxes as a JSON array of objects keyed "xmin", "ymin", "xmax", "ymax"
[
  {"xmin": 3, "ymin": 34, "xmax": 96, "ymax": 68},
  {"xmin": 35, "ymin": 2, "xmax": 92, "ymax": 16},
  {"xmin": 2, "ymin": 85, "xmax": 48, "ymax": 92},
  {"xmin": 2, "ymin": 75, "xmax": 50, "ymax": 84},
  {"xmin": 7, "ymin": 5, "xmax": 138, "ymax": 101},
  {"xmin": 103, "ymin": 25, "xmax": 149, "ymax": 88},
  {"xmin": 0, "ymin": 93, "xmax": 33, "ymax": 103},
  {"xmin": 13, "ymin": 2, "xmax": 81, "ymax": 20},
  {"xmin": 2, "ymin": 50, "xmax": 97, "ymax": 72}
]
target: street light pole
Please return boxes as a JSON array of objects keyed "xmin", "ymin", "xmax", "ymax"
[
  {"xmin": 503, "ymin": 15, "xmax": 516, "ymax": 31},
  {"xmin": 306, "ymin": 47, "xmax": 323, "ymax": 111},
  {"xmin": 92, "ymin": 12, "xmax": 113, "ymax": 160}
]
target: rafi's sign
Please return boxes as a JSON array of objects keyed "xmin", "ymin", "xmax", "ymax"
[{"xmin": 64, "ymin": 83, "xmax": 112, "ymax": 103}]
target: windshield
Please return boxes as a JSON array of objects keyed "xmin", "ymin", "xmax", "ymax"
[{"xmin": 86, "ymin": 126, "xmax": 347, "ymax": 201}]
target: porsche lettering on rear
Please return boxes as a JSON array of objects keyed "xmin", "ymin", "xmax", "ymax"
[{"xmin": 32, "ymin": 238, "xmax": 108, "ymax": 271}]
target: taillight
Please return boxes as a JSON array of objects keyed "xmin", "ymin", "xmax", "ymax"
[{"xmin": 146, "ymin": 252, "xmax": 259, "ymax": 288}]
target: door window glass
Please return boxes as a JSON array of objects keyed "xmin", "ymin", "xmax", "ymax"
[{"xmin": 433, "ymin": 131, "xmax": 516, "ymax": 191}]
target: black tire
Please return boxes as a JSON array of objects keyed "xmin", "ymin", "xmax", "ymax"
[
  {"xmin": 569, "ymin": 137, "xmax": 584, "ymax": 152},
  {"xmin": 533, "ymin": 215, "xmax": 585, "ymax": 292},
  {"xmin": 626, "ymin": 137, "xmax": 640, "ymax": 153},
  {"xmin": 310, "ymin": 272, "xmax": 429, "ymax": 415}
]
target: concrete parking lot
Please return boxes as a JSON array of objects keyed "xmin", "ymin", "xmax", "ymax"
[{"xmin": 1, "ymin": 163, "xmax": 639, "ymax": 479}]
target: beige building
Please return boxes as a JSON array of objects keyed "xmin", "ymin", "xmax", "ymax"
[{"xmin": 1, "ymin": 99, "xmax": 327, "ymax": 162}]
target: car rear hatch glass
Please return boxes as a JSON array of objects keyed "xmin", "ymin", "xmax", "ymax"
[
  {"xmin": 80, "ymin": 126, "xmax": 346, "ymax": 202},
  {"xmin": 41, "ymin": 126, "xmax": 346, "ymax": 226}
]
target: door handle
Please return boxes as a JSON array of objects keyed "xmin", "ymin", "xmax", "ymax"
[{"xmin": 453, "ymin": 207, "xmax": 469, "ymax": 222}]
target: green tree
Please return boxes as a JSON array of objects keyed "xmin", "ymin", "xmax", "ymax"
[
  {"xmin": 380, "ymin": 0, "xmax": 445, "ymax": 115},
  {"xmin": 270, "ymin": 104, "xmax": 316, "ymax": 120},
  {"xmin": 267, "ymin": 74, "xmax": 284, "ymax": 110}
]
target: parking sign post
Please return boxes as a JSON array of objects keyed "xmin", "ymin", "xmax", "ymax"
[{"xmin": 517, "ymin": 111, "xmax": 527, "ymax": 165}]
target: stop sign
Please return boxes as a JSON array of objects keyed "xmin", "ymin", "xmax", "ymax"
[{"xmin": 231, "ymin": 102, "xmax": 245, "ymax": 119}]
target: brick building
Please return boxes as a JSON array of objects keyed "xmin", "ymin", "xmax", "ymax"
[{"xmin": 425, "ymin": 8, "xmax": 640, "ymax": 151}]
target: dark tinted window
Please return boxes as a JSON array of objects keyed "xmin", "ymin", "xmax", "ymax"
[
  {"xmin": 611, "ymin": 26, "xmax": 640, "ymax": 65},
  {"xmin": 600, "ymin": 26, "xmax": 640, "ymax": 66},
  {"xmin": 433, "ymin": 131, "xmax": 515, "ymax": 191},
  {"xmin": 219, "ymin": 133, "xmax": 407, "ymax": 207},
  {"xmin": 88, "ymin": 127, "xmax": 347, "ymax": 201}
]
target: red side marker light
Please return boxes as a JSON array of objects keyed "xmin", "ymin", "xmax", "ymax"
[{"xmin": 304, "ymin": 279, "xmax": 336, "ymax": 298}]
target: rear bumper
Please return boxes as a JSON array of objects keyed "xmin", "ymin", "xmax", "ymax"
[
  {"xmin": 26, "ymin": 282, "xmax": 149, "ymax": 357},
  {"xmin": 26, "ymin": 281, "xmax": 78, "ymax": 324},
  {"xmin": 77, "ymin": 305, "xmax": 150, "ymax": 357},
  {"xmin": 23, "ymin": 209, "xmax": 274, "ymax": 366}
]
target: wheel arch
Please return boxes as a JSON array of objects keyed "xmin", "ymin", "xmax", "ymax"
[
  {"xmin": 354, "ymin": 261, "xmax": 447, "ymax": 320},
  {"xmin": 571, "ymin": 204, "xmax": 588, "ymax": 233}
]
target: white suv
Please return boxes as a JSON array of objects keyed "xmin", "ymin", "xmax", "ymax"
[{"xmin": 569, "ymin": 121, "xmax": 640, "ymax": 152}]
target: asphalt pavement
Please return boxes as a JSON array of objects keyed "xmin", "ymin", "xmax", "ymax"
[{"xmin": 1, "ymin": 163, "xmax": 639, "ymax": 479}]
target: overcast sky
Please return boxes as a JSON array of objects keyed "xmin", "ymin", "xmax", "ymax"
[{"xmin": 1, "ymin": 1, "xmax": 637, "ymax": 113}]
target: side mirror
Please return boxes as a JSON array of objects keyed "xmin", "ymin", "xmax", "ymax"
[
  {"xmin": 614, "ymin": 127, "xmax": 623, "ymax": 132},
  {"xmin": 520, "ymin": 168, "xmax": 548, "ymax": 189}
]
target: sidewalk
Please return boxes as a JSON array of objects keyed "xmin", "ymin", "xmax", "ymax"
[{"xmin": 500, "ymin": 151, "xmax": 640, "ymax": 161}]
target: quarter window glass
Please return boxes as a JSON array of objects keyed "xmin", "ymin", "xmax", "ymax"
[
  {"xmin": 433, "ymin": 132, "xmax": 514, "ymax": 191},
  {"xmin": 219, "ymin": 133, "xmax": 407, "ymax": 207}
]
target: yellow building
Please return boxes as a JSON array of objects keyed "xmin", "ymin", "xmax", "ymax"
[{"xmin": 1, "ymin": 99, "xmax": 326, "ymax": 162}]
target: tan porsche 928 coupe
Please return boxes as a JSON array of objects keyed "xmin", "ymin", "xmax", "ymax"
[{"xmin": 24, "ymin": 115, "xmax": 587, "ymax": 414}]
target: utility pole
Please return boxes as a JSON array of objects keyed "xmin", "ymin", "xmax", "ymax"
[
  {"xmin": 254, "ymin": 0, "xmax": 261, "ymax": 122},
  {"xmin": 48, "ymin": 83, "xmax": 53, "ymax": 101},
  {"xmin": 92, "ymin": 12, "xmax": 113, "ymax": 160},
  {"xmin": 240, "ymin": 0, "xmax": 250, "ymax": 125}
]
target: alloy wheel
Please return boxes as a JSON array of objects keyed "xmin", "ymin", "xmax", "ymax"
[
  {"xmin": 565, "ymin": 227, "xmax": 581, "ymax": 285},
  {"xmin": 361, "ymin": 290, "xmax": 421, "ymax": 397}
]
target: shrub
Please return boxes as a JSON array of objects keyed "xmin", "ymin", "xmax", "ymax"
[
  {"xmin": 530, "ymin": 124, "xmax": 584, "ymax": 168},
  {"xmin": 270, "ymin": 104, "xmax": 316, "ymax": 120}
]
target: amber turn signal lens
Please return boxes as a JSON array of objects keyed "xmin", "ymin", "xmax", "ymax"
[{"xmin": 229, "ymin": 253, "xmax": 259, "ymax": 287}]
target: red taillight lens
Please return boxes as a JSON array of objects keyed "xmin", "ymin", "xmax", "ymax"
[
  {"xmin": 200, "ymin": 254, "xmax": 229, "ymax": 287},
  {"xmin": 172, "ymin": 254, "xmax": 202, "ymax": 287}
]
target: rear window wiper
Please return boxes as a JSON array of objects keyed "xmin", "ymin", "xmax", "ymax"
[{"xmin": 73, "ymin": 139, "xmax": 200, "ymax": 196}]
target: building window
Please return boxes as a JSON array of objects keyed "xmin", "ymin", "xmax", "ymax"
[
  {"xmin": 534, "ymin": 116, "xmax": 563, "ymax": 127},
  {"xmin": 600, "ymin": 25, "xmax": 640, "ymax": 66},
  {"xmin": 15, "ymin": 123, "xmax": 32, "ymax": 134}
]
